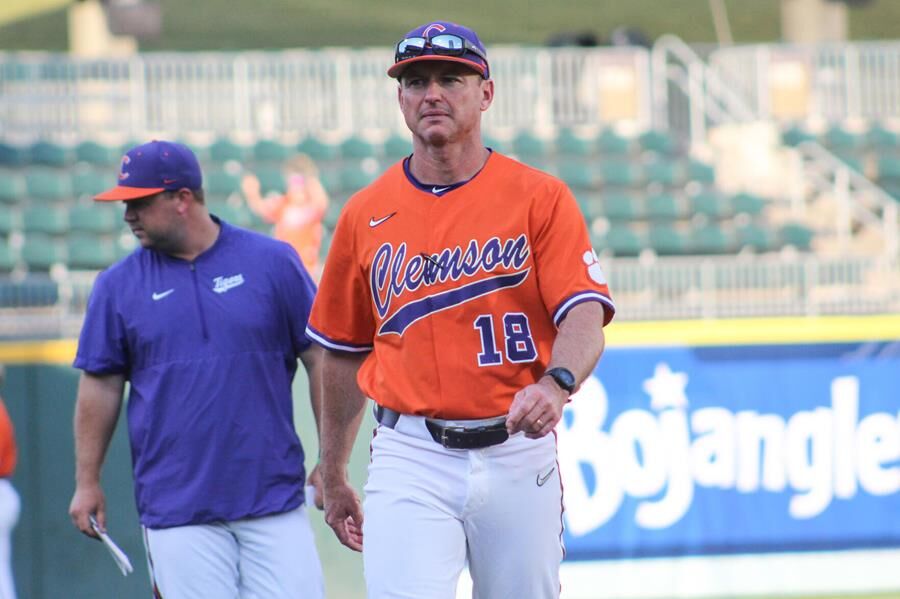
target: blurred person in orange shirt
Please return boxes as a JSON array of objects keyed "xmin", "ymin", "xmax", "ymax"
[
  {"xmin": 241, "ymin": 154, "xmax": 329, "ymax": 277},
  {"xmin": 0, "ymin": 365, "xmax": 19, "ymax": 599}
]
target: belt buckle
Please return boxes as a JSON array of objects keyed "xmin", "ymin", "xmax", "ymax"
[{"xmin": 440, "ymin": 426, "xmax": 465, "ymax": 447}]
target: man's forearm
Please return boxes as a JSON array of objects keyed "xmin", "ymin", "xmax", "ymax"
[
  {"xmin": 547, "ymin": 301, "xmax": 607, "ymax": 385},
  {"xmin": 74, "ymin": 373, "xmax": 124, "ymax": 486},
  {"xmin": 321, "ymin": 351, "xmax": 368, "ymax": 483}
]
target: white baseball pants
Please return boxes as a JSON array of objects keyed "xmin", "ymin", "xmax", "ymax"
[
  {"xmin": 0, "ymin": 479, "xmax": 19, "ymax": 599},
  {"xmin": 143, "ymin": 504, "xmax": 323, "ymax": 599},
  {"xmin": 363, "ymin": 415, "xmax": 564, "ymax": 599}
]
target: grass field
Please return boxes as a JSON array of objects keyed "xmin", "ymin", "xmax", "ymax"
[{"xmin": 0, "ymin": 0, "xmax": 899, "ymax": 52}]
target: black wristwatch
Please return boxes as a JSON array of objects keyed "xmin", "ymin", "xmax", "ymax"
[{"xmin": 543, "ymin": 367, "xmax": 576, "ymax": 394}]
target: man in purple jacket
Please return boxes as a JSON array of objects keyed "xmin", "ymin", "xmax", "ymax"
[{"xmin": 68, "ymin": 140, "xmax": 324, "ymax": 598}]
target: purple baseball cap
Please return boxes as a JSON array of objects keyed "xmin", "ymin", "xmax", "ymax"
[
  {"xmin": 387, "ymin": 21, "xmax": 489, "ymax": 79},
  {"xmin": 95, "ymin": 140, "xmax": 202, "ymax": 201}
]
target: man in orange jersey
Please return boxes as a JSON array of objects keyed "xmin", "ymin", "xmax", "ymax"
[
  {"xmin": 305, "ymin": 20, "xmax": 615, "ymax": 598},
  {"xmin": 0, "ymin": 366, "xmax": 20, "ymax": 599}
]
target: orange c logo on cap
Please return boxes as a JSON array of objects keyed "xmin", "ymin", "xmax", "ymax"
[
  {"xmin": 422, "ymin": 23, "xmax": 446, "ymax": 37},
  {"xmin": 119, "ymin": 154, "xmax": 131, "ymax": 181}
]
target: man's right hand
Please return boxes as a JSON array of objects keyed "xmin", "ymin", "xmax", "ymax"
[
  {"xmin": 69, "ymin": 483, "xmax": 106, "ymax": 539},
  {"xmin": 323, "ymin": 478, "xmax": 363, "ymax": 552}
]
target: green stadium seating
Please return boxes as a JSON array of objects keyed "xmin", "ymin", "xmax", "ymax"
[
  {"xmin": 823, "ymin": 125, "xmax": 866, "ymax": 152},
  {"xmin": 0, "ymin": 240, "xmax": 17, "ymax": 273},
  {"xmin": 602, "ymin": 192, "xmax": 643, "ymax": 221},
  {"xmin": 208, "ymin": 201, "xmax": 254, "ymax": 228},
  {"xmin": 253, "ymin": 139, "xmax": 292, "ymax": 162},
  {"xmin": 25, "ymin": 168, "xmax": 73, "ymax": 202},
  {"xmin": 340, "ymin": 136, "xmax": 378, "ymax": 159},
  {"xmin": 736, "ymin": 222, "xmax": 778, "ymax": 253},
  {"xmin": 23, "ymin": 205, "xmax": 68, "ymax": 235},
  {"xmin": 732, "ymin": 192, "xmax": 767, "ymax": 216},
  {"xmin": 21, "ymin": 234, "xmax": 66, "ymax": 271},
  {"xmin": 867, "ymin": 124, "xmax": 900, "ymax": 149},
  {"xmin": 482, "ymin": 133, "xmax": 509, "ymax": 154},
  {"xmin": 597, "ymin": 224, "xmax": 643, "ymax": 257},
  {"xmin": 69, "ymin": 204, "xmax": 121, "ymax": 234},
  {"xmin": 0, "ymin": 172, "xmax": 25, "ymax": 203},
  {"xmin": 645, "ymin": 192, "xmax": 683, "ymax": 220},
  {"xmin": 298, "ymin": 137, "xmax": 340, "ymax": 161},
  {"xmin": 0, "ymin": 143, "xmax": 28, "ymax": 167},
  {"xmin": 686, "ymin": 160, "xmax": 716, "ymax": 184},
  {"xmin": 30, "ymin": 141, "xmax": 72, "ymax": 167},
  {"xmin": 0, "ymin": 275, "xmax": 59, "ymax": 306},
  {"xmin": 76, "ymin": 140, "xmax": 121, "ymax": 166},
  {"xmin": 0, "ymin": 206, "xmax": 21, "ymax": 236},
  {"xmin": 782, "ymin": 125, "xmax": 817, "ymax": 147},
  {"xmin": 644, "ymin": 159, "xmax": 683, "ymax": 186},
  {"xmin": 558, "ymin": 162, "xmax": 596, "ymax": 190},
  {"xmin": 383, "ymin": 134, "xmax": 413, "ymax": 159},
  {"xmin": 556, "ymin": 129, "xmax": 595, "ymax": 157},
  {"xmin": 648, "ymin": 224, "xmax": 688, "ymax": 255},
  {"xmin": 689, "ymin": 191, "xmax": 732, "ymax": 219},
  {"xmin": 598, "ymin": 160, "xmax": 642, "ymax": 186},
  {"xmin": 71, "ymin": 168, "xmax": 117, "ymax": 198},
  {"xmin": 690, "ymin": 223, "xmax": 735, "ymax": 254},
  {"xmin": 254, "ymin": 165, "xmax": 286, "ymax": 194},
  {"xmin": 877, "ymin": 155, "xmax": 900, "ymax": 181},
  {"xmin": 323, "ymin": 200, "xmax": 344, "ymax": 229},
  {"xmin": 204, "ymin": 168, "xmax": 242, "ymax": 198},
  {"xmin": 512, "ymin": 131, "xmax": 550, "ymax": 157},
  {"xmin": 340, "ymin": 163, "xmax": 378, "ymax": 192},
  {"xmin": 67, "ymin": 233, "xmax": 118, "ymax": 270},
  {"xmin": 638, "ymin": 130, "xmax": 676, "ymax": 155},
  {"xmin": 209, "ymin": 138, "xmax": 250, "ymax": 163},
  {"xmin": 577, "ymin": 193, "xmax": 604, "ymax": 220},
  {"xmin": 595, "ymin": 129, "xmax": 631, "ymax": 155},
  {"xmin": 779, "ymin": 222, "xmax": 814, "ymax": 250}
]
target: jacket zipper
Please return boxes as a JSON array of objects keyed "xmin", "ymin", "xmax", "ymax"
[{"xmin": 190, "ymin": 262, "xmax": 210, "ymax": 340}]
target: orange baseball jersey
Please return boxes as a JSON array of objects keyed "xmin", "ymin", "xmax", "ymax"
[
  {"xmin": 306, "ymin": 152, "xmax": 615, "ymax": 419},
  {"xmin": 0, "ymin": 399, "xmax": 16, "ymax": 478}
]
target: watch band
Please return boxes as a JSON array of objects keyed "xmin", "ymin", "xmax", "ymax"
[{"xmin": 543, "ymin": 367, "xmax": 576, "ymax": 394}]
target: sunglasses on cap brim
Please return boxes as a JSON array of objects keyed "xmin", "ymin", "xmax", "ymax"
[{"xmin": 395, "ymin": 34, "xmax": 488, "ymax": 64}]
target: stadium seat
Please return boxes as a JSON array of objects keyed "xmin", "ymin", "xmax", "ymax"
[
  {"xmin": 512, "ymin": 131, "xmax": 550, "ymax": 158},
  {"xmin": 67, "ymin": 233, "xmax": 118, "ymax": 270},
  {"xmin": 0, "ymin": 172, "xmax": 25, "ymax": 203},
  {"xmin": 0, "ymin": 274, "xmax": 59, "ymax": 307},
  {"xmin": 340, "ymin": 163, "xmax": 379, "ymax": 192},
  {"xmin": 779, "ymin": 222, "xmax": 814, "ymax": 251},
  {"xmin": 577, "ymin": 193, "xmax": 604, "ymax": 220},
  {"xmin": 0, "ymin": 206, "xmax": 21, "ymax": 236},
  {"xmin": 23, "ymin": 205, "xmax": 68, "ymax": 235},
  {"xmin": 601, "ymin": 192, "xmax": 643, "ymax": 221},
  {"xmin": 644, "ymin": 159, "xmax": 683, "ymax": 186},
  {"xmin": 645, "ymin": 192, "xmax": 683, "ymax": 221},
  {"xmin": 867, "ymin": 123, "xmax": 900, "ymax": 149},
  {"xmin": 0, "ymin": 239, "xmax": 17, "ymax": 273},
  {"xmin": 558, "ymin": 162, "xmax": 596, "ymax": 190},
  {"xmin": 0, "ymin": 143, "xmax": 28, "ymax": 167},
  {"xmin": 208, "ymin": 201, "xmax": 253, "ymax": 228},
  {"xmin": 76, "ymin": 140, "xmax": 121, "ymax": 166},
  {"xmin": 736, "ymin": 222, "xmax": 778, "ymax": 253},
  {"xmin": 25, "ymin": 168, "xmax": 73, "ymax": 202},
  {"xmin": 689, "ymin": 190, "xmax": 732, "ymax": 219},
  {"xmin": 205, "ymin": 168, "xmax": 243, "ymax": 198},
  {"xmin": 556, "ymin": 129, "xmax": 595, "ymax": 157},
  {"xmin": 254, "ymin": 165, "xmax": 286, "ymax": 194},
  {"xmin": 599, "ymin": 160, "xmax": 642, "ymax": 187},
  {"xmin": 253, "ymin": 139, "xmax": 292, "ymax": 162},
  {"xmin": 297, "ymin": 137, "xmax": 340, "ymax": 161},
  {"xmin": 731, "ymin": 192, "xmax": 767, "ymax": 216},
  {"xmin": 595, "ymin": 129, "xmax": 631, "ymax": 155},
  {"xmin": 690, "ymin": 223, "xmax": 735, "ymax": 254},
  {"xmin": 823, "ymin": 125, "xmax": 865, "ymax": 152},
  {"xmin": 686, "ymin": 160, "xmax": 716, "ymax": 184},
  {"xmin": 781, "ymin": 124, "xmax": 817, "ymax": 147},
  {"xmin": 209, "ymin": 138, "xmax": 250, "ymax": 163},
  {"xmin": 71, "ymin": 168, "xmax": 117, "ymax": 199},
  {"xmin": 383, "ymin": 134, "xmax": 413, "ymax": 160},
  {"xmin": 596, "ymin": 224, "xmax": 643, "ymax": 257},
  {"xmin": 482, "ymin": 133, "xmax": 509, "ymax": 154},
  {"xmin": 340, "ymin": 136, "xmax": 378, "ymax": 159},
  {"xmin": 877, "ymin": 155, "xmax": 900, "ymax": 181},
  {"xmin": 638, "ymin": 130, "xmax": 676, "ymax": 155},
  {"xmin": 648, "ymin": 224, "xmax": 688, "ymax": 255},
  {"xmin": 69, "ymin": 204, "xmax": 121, "ymax": 234},
  {"xmin": 30, "ymin": 141, "xmax": 72, "ymax": 167},
  {"xmin": 21, "ymin": 234, "xmax": 66, "ymax": 271}
]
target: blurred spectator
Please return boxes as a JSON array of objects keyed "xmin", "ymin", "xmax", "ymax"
[
  {"xmin": 0, "ymin": 365, "xmax": 19, "ymax": 599},
  {"xmin": 241, "ymin": 154, "xmax": 329, "ymax": 277}
]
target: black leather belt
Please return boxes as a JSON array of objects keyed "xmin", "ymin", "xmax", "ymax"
[{"xmin": 374, "ymin": 405, "xmax": 509, "ymax": 450}]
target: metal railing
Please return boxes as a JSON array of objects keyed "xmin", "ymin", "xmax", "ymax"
[
  {"xmin": 0, "ymin": 47, "xmax": 653, "ymax": 139},
  {"xmin": 708, "ymin": 42, "xmax": 900, "ymax": 123}
]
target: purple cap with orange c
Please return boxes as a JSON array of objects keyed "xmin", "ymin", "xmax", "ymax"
[
  {"xmin": 94, "ymin": 140, "xmax": 202, "ymax": 202},
  {"xmin": 387, "ymin": 21, "xmax": 489, "ymax": 79}
]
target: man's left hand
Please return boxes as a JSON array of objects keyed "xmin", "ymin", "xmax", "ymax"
[{"xmin": 506, "ymin": 377, "xmax": 568, "ymax": 439}]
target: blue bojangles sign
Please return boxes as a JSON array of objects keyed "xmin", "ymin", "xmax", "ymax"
[{"xmin": 558, "ymin": 341, "xmax": 900, "ymax": 560}]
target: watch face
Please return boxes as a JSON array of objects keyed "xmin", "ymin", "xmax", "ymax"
[{"xmin": 547, "ymin": 367, "xmax": 576, "ymax": 393}]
